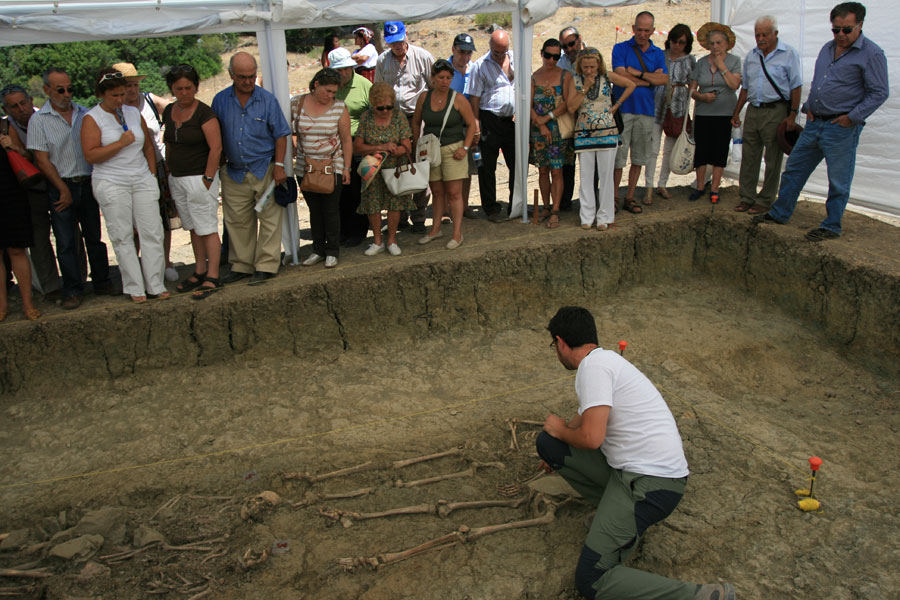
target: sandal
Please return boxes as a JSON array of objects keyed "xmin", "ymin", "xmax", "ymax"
[
  {"xmin": 25, "ymin": 308, "xmax": 41, "ymax": 321},
  {"xmin": 538, "ymin": 205, "xmax": 552, "ymax": 223},
  {"xmin": 546, "ymin": 210, "xmax": 560, "ymax": 229},
  {"xmin": 734, "ymin": 202, "xmax": 753, "ymax": 212},
  {"xmin": 641, "ymin": 188, "xmax": 653, "ymax": 206},
  {"xmin": 131, "ymin": 295, "xmax": 147, "ymax": 304},
  {"xmin": 747, "ymin": 204, "xmax": 767, "ymax": 215},
  {"xmin": 655, "ymin": 186, "xmax": 672, "ymax": 199},
  {"xmin": 622, "ymin": 198, "xmax": 643, "ymax": 214},
  {"xmin": 192, "ymin": 277, "xmax": 224, "ymax": 300},
  {"xmin": 176, "ymin": 272, "xmax": 207, "ymax": 293}
]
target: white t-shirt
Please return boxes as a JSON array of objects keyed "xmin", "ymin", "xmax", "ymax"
[
  {"xmin": 87, "ymin": 104, "xmax": 151, "ymax": 185},
  {"xmin": 354, "ymin": 43, "xmax": 378, "ymax": 69},
  {"xmin": 575, "ymin": 349, "xmax": 689, "ymax": 479}
]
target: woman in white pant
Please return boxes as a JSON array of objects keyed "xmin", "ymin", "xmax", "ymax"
[
  {"xmin": 81, "ymin": 67, "xmax": 167, "ymax": 303},
  {"xmin": 565, "ymin": 48, "xmax": 635, "ymax": 230},
  {"xmin": 645, "ymin": 25, "xmax": 696, "ymax": 202}
]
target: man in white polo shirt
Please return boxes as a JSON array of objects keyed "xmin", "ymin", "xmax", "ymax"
[{"xmin": 538, "ymin": 306, "xmax": 735, "ymax": 600}]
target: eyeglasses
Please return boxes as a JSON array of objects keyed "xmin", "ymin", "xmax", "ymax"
[
  {"xmin": 563, "ymin": 38, "xmax": 580, "ymax": 49},
  {"xmin": 233, "ymin": 73, "xmax": 256, "ymax": 81},
  {"xmin": 831, "ymin": 23, "xmax": 860, "ymax": 35},
  {"xmin": 55, "ymin": 86, "xmax": 76, "ymax": 95},
  {"xmin": 375, "ymin": 105, "xmax": 394, "ymax": 111},
  {"xmin": 542, "ymin": 51, "xmax": 561, "ymax": 60},
  {"xmin": 549, "ymin": 339, "xmax": 558, "ymax": 349},
  {"xmin": 671, "ymin": 38, "xmax": 687, "ymax": 45},
  {"xmin": 98, "ymin": 72, "xmax": 125, "ymax": 84}
]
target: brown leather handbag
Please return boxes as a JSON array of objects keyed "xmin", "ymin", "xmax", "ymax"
[{"xmin": 300, "ymin": 156, "xmax": 335, "ymax": 194}]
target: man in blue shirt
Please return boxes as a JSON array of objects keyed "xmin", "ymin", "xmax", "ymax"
[
  {"xmin": 754, "ymin": 2, "xmax": 888, "ymax": 241},
  {"xmin": 731, "ymin": 16, "xmax": 803, "ymax": 214},
  {"xmin": 611, "ymin": 11, "xmax": 668, "ymax": 213},
  {"xmin": 449, "ymin": 33, "xmax": 479, "ymax": 220},
  {"xmin": 212, "ymin": 52, "xmax": 291, "ymax": 284}
]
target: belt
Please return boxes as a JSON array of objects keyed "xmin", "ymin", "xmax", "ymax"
[
  {"xmin": 61, "ymin": 175, "xmax": 90, "ymax": 183},
  {"xmin": 812, "ymin": 113, "xmax": 841, "ymax": 121},
  {"xmin": 752, "ymin": 101, "xmax": 787, "ymax": 109}
]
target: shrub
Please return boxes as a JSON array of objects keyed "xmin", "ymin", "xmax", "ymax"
[{"xmin": 473, "ymin": 12, "xmax": 512, "ymax": 28}]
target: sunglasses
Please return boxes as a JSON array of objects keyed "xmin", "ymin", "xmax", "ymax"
[
  {"xmin": 55, "ymin": 86, "xmax": 76, "ymax": 95},
  {"xmin": 563, "ymin": 38, "xmax": 580, "ymax": 49},
  {"xmin": 375, "ymin": 105, "xmax": 394, "ymax": 111},
  {"xmin": 98, "ymin": 72, "xmax": 125, "ymax": 83},
  {"xmin": 671, "ymin": 38, "xmax": 687, "ymax": 44},
  {"xmin": 831, "ymin": 24, "xmax": 859, "ymax": 35},
  {"xmin": 171, "ymin": 64, "xmax": 196, "ymax": 74},
  {"xmin": 542, "ymin": 51, "xmax": 561, "ymax": 60}
]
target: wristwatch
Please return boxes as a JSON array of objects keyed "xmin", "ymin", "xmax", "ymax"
[
  {"xmin": 463, "ymin": 145, "xmax": 470, "ymax": 151},
  {"xmin": 203, "ymin": 175, "xmax": 214, "ymax": 183}
]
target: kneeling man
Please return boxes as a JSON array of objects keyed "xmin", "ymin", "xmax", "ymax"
[{"xmin": 538, "ymin": 306, "xmax": 734, "ymax": 600}]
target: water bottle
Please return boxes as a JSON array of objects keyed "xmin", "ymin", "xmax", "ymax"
[
  {"xmin": 471, "ymin": 144, "xmax": 483, "ymax": 168},
  {"xmin": 731, "ymin": 126, "xmax": 742, "ymax": 163}
]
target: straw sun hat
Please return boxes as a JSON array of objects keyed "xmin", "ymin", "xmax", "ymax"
[
  {"xmin": 696, "ymin": 22, "xmax": 736, "ymax": 51},
  {"xmin": 111, "ymin": 62, "xmax": 147, "ymax": 81}
]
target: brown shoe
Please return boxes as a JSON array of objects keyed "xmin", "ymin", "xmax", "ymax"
[{"xmin": 62, "ymin": 295, "xmax": 83, "ymax": 310}]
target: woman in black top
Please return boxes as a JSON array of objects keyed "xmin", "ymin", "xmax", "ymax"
[{"xmin": 162, "ymin": 64, "xmax": 223, "ymax": 299}]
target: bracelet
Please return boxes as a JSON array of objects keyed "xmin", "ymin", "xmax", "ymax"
[
  {"xmin": 274, "ymin": 161, "xmax": 285, "ymax": 167},
  {"xmin": 639, "ymin": 71, "xmax": 645, "ymax": 80}
]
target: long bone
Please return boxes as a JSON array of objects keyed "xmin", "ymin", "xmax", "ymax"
[
  {"xmin": 282, "ymin": 447, "xmax": 464, "ymax": 483},
  {"xmin": 394, "ymin": 461, "xmax": 504, "ymax": 488},
  {"xmin": 337, "ymin": 495, "xmax": 561, "ymax": 571},
  {"xmin": 291, "ymin": 487, "xmax": 375, "ymax": 508},
  {"xmin": 319, "ymin": 495, "xmax": 530, "ymax": 526}
]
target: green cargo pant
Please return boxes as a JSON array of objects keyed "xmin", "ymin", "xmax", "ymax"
[{"xmin": 537, "ymin": 431, "xmax": 697, "ymax": 600}]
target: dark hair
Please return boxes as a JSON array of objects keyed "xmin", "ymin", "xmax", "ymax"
[
  {"xmin": 0, "ymin": 84, "xmax": 29, "ymax": 103},
  {"xmin": 559, "ymin": 26, "xmax": 579, "ymax": 40},
  {"xmin": 548, "ymin": 307, "xmax": 598, "ymax": 348},
  {"xmin": 42, "ymin": 67, "xmax": 68, "ymax": 86},
  {"xmin": 665, "ymin": 23, "xmax": 694, "ymax": 53},
  {"xmin": 541, "ymin": 38, "xmax": 561, "ymax": 53},
  {"xmin": 830, "ymin": 2, "xmax": 865, "ymax": 23},
  {"xmin": 309, "ymin": 68, "xmax": 342, "ymax": 91},
  {"xmin": 94, "ymin": 67, "xmax": 127, "ymax": 96},
  {"xmin": 635, "ymin": 10, "xmax": 655, "ymax": 24},
  {"xmin": 431, "ymin": 59, "xmax": 454, "ymax": 77},
  {"xmin": 323, "ymin": 33, "xmax": 340, "ymax": 52},
  {"xmin": 165, "ymin": 64, "xmax": 200, "ymax": 90}
]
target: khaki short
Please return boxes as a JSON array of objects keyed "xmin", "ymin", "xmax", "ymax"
[
  {"xmin": 429, "ymin": 140, "xmax": 470, "ymax": 182},
  {"xmin": 615, "ymin": 113, "xmax": 654, "ymax": 168}
]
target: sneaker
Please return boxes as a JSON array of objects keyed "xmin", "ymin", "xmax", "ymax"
[
  {"xmin": 446, "ymin": 236, "xmax": 463, "ymax": 250},
  {"xmin": 164, "ymin": 266, "xmax": 179, "ymax": 282},
  {"xmin": 805, "ymin": 227, "xmax": 840, "ymax": 242},
  {"xmin": 364, "ymin": 243, "xmax": 385, "ymax": 256},
  {"xmin": 751, "ymin": 213, "xmax": 784, "ymax": 225},
  {"xmin": 324, "ymin": 256, "xmax": 338, "ymax": 268},
  {"xmin": 302, "ymin": 253, "xmax": 324, "ymax": 266},
  {"xmin": 387, "ymin": 243, "xmax": 402, "ymax": 256},
  {"xmin": 694, "ymin": 583, "xmax": 735, "ymax": 600},
  {"xmin": 411, "ymin": 222, "xmax": 427, "ymax": 234},
  {"xmin": 581, "ymin": 224, "xmax": 592, "ymax": 230},
  {"xmin": 596, "ymin": 223, "xmax": 608, "ymax": 231},
  {"xmin": 417, "ymin": 231, "xmax": 443, "ymax": 245}
]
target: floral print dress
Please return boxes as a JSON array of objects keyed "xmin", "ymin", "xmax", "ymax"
[
  {"xmin": 355, "ymin": 109, "xmax": 417, "ymax": 215},
  {"xmin": 528, "ymin": 71, "xmax": 575, "ymax": 170}
]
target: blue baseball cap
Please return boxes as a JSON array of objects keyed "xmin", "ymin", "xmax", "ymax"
[{"xmin": 384, "ymin": 21, "xmax": 406, "ymax": 44}]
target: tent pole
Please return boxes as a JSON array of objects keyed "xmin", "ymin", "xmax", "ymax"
[{"xmin": 512, "ymin": 1, "xmax": 535, "ymax": 222}]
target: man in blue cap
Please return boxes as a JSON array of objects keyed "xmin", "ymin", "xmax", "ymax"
[{"xmin": 375, "ymin": 21, "xmax": 435, "ymax": 234}]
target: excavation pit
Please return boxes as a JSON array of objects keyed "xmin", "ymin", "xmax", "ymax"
[{"xmin": 1, "ymin": 196, "xmax": 898, "ymax": 599}]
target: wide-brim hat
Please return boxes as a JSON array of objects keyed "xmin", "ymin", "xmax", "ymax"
[
  {"xmin": 357, "ymin": 151, "xmax": 388, "ymax": 190},
  {"xmin": 777, "ymin": 120, "xmax": 803, "ymax": 155},
  {"xmin": 697, "ymin": 22, "xmax": 736, "ymax": 51},
  {"xmin": 111, "ymin": 62, "xmax": 147, "ymax": 81},
  {"xmin": 328, "ymin": 47, "xmax": 356, "ymax": 70}
]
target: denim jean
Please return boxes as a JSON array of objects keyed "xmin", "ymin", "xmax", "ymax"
[
  {"xmin": 768, "ymin": 118, "xmax": 861, "ymax": 235},
  {"xmin": 48, "ymin": 178, "xmax": 110, "ymax": 297}
]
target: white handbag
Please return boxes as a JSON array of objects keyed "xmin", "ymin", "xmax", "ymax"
[
  {"xmin": 415, "ymin": 91, "xmax": 456, "ymax": 167},
  {"xmin": 382, "ymin": 150, "xmax": 430, "ymax": 196},
  {"xmin": 669, "ymin": 99, "xmax": 696, "ymax": 175}
]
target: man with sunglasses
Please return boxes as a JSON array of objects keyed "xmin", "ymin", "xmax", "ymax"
[
  {"xmin": 611, "ymin": 11, "xmax": 668, "ymax": 213},
  {"xmin": 28, "ymin": 67, "xmax": 114, "ymax": 308},
  {"xmin": 754, "ymin": 2, "xmax": 888, "ymax": 241},
  {"xmin": 466, "ymin": 29, "xmax": 516, "ymax": 222},
  {"xmin": 557, "ymin": 26, "xmax": 586, "ymax": 212},
  {"xmin": 212, "ymin": 52, "xmax": 291, "ymax": 284},
  {"xmin": 1, "ymin": 84, "xmax": 61, "ymax": 297},
  {"xmin": 375, "ymin": 21, "xmax": 435, "ymax": 234},
  {"xmin": 730, "ymin": 16, "xmax": 802, "ymax": 216},
  {"xmin": 449, "ymin": 33, "xmax": 479, "ymax": 220}
]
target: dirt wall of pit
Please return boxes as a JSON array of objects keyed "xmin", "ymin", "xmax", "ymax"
[{"xmin": 1, "ymin": 213, "xmax": 898, "ymax": 396}]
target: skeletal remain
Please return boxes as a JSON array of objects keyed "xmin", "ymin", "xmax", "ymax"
[
  {"xmin": 0, "ymin": 568, "xmax": 51, "ymax": 578},
  {"xmin": 394, "ymin": 461, "xmax": 504, "ymax": 488},
  {"xmin": 511, "ymin": 419, "xmax": 544, "ymax": 427},
  {"xmin": 238, "ymin": 547, "xmax": 269, "ymax": 571},
  {"xmin": 282, "ymin": 447, "xmax": 464, "ymax": 483},
  {"xmin": 0, "ymin": 584, "xmax": 37, "ymax": 594},
  {"xmin": 291, "ymin": 487, "xmax": 375, "ymax": 508},
  {"xmin": 506, "ymin": 419, "xmax": 519, "ymax": 451},
  {"xmin": 150, "ymin": 495, "xmax": 182, "ymax": 520},
  {"xmin": 240, "ymin": 491, "xmax": 283, "ymax": 521},
  {"xmin": 497, "ymin": 482, "xmax": 523, "ymax": 498},
  {"xmin": 319, "ymin": 504, "xmax": 436, "ymax": 526},
  {"xmin": 338, "ymin": 495, "xmax": 562, "ymax": 570},
  {"xmin": 101, "ymin": 536, "xmax": 227, "ymax": 563}
]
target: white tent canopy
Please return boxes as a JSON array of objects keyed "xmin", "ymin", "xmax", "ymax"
[{"xmin": 721, "ymin": 0, "xmax": 898, "ymax": 216}]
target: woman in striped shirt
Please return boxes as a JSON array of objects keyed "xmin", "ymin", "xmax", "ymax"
[{"xmin": 293, "ymin": 69, "xmax": 352, "ymax": 268}]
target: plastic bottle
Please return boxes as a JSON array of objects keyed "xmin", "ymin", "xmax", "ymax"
[
  {"xmin": 731, "ymin": 126, "xmax": 743, "ymax": 163},
  {"xmin": 471, "ymin": 144, "xmax": 483, "ymax": 168}
]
